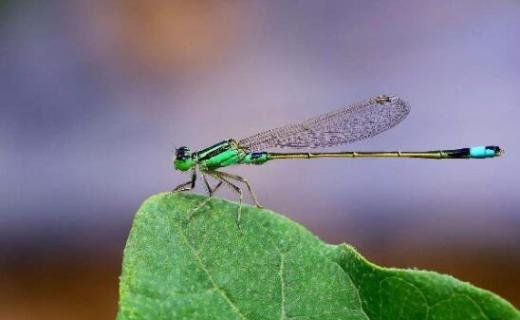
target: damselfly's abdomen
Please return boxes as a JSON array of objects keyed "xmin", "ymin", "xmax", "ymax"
[
  {"xmin": 241, "ymin": 152, "xmax": 269, "ymax": 165},
  {"xmin": 469, "ymin": 146, "xmax": 502, "ymax": 158}
]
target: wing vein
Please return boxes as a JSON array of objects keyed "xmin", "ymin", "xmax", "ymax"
[{"xmin": 238, "ymin": 95, "xmax": 410, "ymax": 151}]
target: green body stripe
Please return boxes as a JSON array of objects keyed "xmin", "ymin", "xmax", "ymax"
[
  {"xmin": 196, "ymin": 140, "xmax": 231, "ymax": 160},
  {"xmin": 200, "ymin": 147, "xmax": 246, "ymax": 170}
]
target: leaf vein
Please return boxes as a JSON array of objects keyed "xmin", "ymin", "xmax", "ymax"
[
  {"xmin": 279, "ymin": 251, "xmax": 287, "ymax": 320},
  {"xmin": 175, "ymin": 219, "xmax": 249, "ymax": 320}
]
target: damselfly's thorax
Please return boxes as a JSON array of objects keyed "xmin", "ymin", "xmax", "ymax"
[{"xmin": 195, "ymin": 139, "xmax": 248, "ymax": 170}]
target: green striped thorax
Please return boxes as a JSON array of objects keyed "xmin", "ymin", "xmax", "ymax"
[{"xmin": 174, "ymin": 140, "xmax": 270, "ymax": 172}]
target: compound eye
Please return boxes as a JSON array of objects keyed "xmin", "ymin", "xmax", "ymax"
[{"xmin": 175, "ymin": 146, "xmax": 191, "ymax": 160}]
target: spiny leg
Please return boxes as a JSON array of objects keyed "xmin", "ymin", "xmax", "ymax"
[
  {"xmin": 170, "ymin": 169, "xmax": 213, "ymax": 224},
  {"xmin": 201, "ymin": 171, "xmax": 223, "ymax": 197},
  {"xmin": 186, "ymin": 197, "xmax": 212, "ymax": 222},
  {"xmin": 213, "ymin": 170, "xmax": 263, "ymax": 208},
  {"xmin": 208, "ymin": 172, "xmax": 244, "ymax": 230},
  {"xmin": 186, "ymin": 171, "xmax": 224, "ymax": 222},
  {"xmin": 171, "ymin": 169, "xmax": 197, "ymax": 193}
]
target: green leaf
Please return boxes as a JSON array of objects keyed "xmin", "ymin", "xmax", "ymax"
[{"xmin": 118, "ymin": 193, "xmax": 519, "ymax": 320}]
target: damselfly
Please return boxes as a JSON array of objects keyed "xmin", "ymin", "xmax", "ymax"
[{"xmin": 172, "ymin": 95, "xmax": 502, "ymax": 228}]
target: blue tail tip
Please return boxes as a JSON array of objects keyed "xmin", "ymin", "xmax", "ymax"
[{"xmin": 470, "ymin": 145, "xmax": 503, "ymax": 158}]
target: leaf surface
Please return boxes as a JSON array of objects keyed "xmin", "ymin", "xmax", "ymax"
[{"xmin": 118, "ymin": 193, "xmax": 519, "ymax": 320}]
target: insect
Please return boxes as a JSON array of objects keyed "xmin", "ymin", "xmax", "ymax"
[{"xmin": 172, "ymin": 95, "xmax": 502, "ymax": 228}]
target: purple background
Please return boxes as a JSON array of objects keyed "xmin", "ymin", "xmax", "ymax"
[{"xmin": 1, "ymin": 1, "xmax": 519, "ymax": 318}]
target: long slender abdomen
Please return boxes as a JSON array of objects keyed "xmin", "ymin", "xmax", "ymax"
[{"xmin": 262, "ymin": 145, "xmax": 503, "ymax": 161}]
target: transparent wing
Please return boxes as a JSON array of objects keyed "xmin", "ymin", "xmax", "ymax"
[{"xmin": 238, "ymin": 95, "xmax": 410, "ymax": 151}]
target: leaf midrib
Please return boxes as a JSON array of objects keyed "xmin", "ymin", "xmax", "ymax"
[{"xmin": 173, "ymin": 215, "xmax": 250, "ymax": 320}]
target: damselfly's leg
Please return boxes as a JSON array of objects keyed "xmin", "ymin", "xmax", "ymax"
[
  {"xmin": 201, "ymin": 171, "xmax": 223, "ymax": 197},
  {"xmin": 171, "ymin": 169, "xmax": 197, "ymax": 192},
  {"xmin": 213, "ymin": 170, "xmax": 263, "ymax": 208},
  {"xmin": 208, "ymin": 172, "xmax": 244, "ymax": 231},
  {"xmin": 185, "ymin": 171, "xmax": 224, "ymax": 222}
]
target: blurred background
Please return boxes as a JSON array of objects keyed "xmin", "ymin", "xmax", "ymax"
[{"xmin": 1, "ymin": 0, "xmax": 519, "ymax": 318}]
